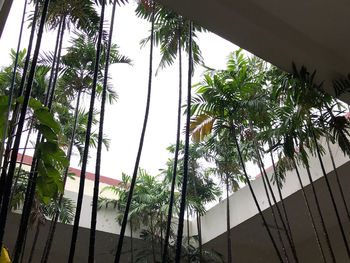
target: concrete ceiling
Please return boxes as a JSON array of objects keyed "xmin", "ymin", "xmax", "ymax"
[{"xmin": 157, "ymin": 0, "xmax": 350, "ymax": 101}]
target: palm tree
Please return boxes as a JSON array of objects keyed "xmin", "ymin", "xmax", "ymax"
[
  {"xmin": 135, "ymin": 6, "xmax": 206, "ymax": 262},
  {"xmin": 89, "ymin": 0, "xmax": 127, "ymax": 261},
  {"xmin": 266, "ymin": 63, "xmax": 350, "ymax": 260},
  {"xmin": 164, "ymin": 141, "xmax": 221, "ymax": 262},
  {"xmin": 0, "ymin": 0, "xmax": 51, "ymax": 253},
  {"xmin": 189, "ymin": 49, "xmax": 287, "ymax": 262},
  {"xmin": 100, "ymin": 169, "xmax": 170, "ymax": 262},
  {"xmin": 41, "ymin": 24, "xmax": 131, "ymax": 262},
  {"xmin": 99, "ymin": 173, "xmax": 138, "ymax": 263},
  {"xmin": 204, "ymin": 136, "xmax": 244, "ymax": 263},
  {"xmin": 114, "ymin": 2, "xmax": 156, "ymax": 262}
]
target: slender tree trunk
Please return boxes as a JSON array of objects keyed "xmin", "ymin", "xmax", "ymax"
[
  {"xmin": 0, "ymin": 0, "xmax": 50, "ymax": 257},
  {"xmin": 229, "ymin": 122, "xmax": 284, "ymax": 263},
  {"xmin": 319, "ymin": 109, "xmax": 350, "ymax": 221},
  {"xmin": 27, "ymin": 224, "xmax": 40, "ymax": 263},
  {"xmin": 89, "ymin": 0, "xmax": 117, "ymax": 261},
  {"xmin": 43, "ymin": 17, "xmax": 63, "ymax": 107},
  {"xmin": 114, "ymin": 4, "xmax": 155, "ymax": 262},
  {"xmin": 291, "ymin": 159, "xmax": 327, "ymax": 263},
  {"xmin": 150, "ymin": 215, "xmax": 157, "ymax": 263},
  {"xmin": 269, "ymin": 141, "xmax": 294, "ymax": 239},
  {"xmin": 0, "ymin": 0, "xmax": 39, "ymax": 209},
  {"xmin": 312, "ymin": 129, "xmax": 350, "ymax": 258},
  {"xmin": 175, "ymin": 21, "xmax": 193, "ymax": 263},
  {"xmin": 160, "ymin": 213, "xmax": 163, "ymax": 260},
  {"xmin": 162, "ymin": 24, "xmax": 183, "ymax": 263},
  {"xmin": 68, "ymin": 1, "xmax": 106, "ymax": 261},
  {"xmin": 196, "ymin": 212, "xmax": 202, "ymax": 263},
  {"xmin": 249, "ymin": 122, "xmax": 291, "ymax": 262},
  {"xmin": 187, "ymin": 207, "xmax": 190, "ymax": 263},
  {"xmin": 305, "ymin": 165, "xmax": 336, "ymax": 262},
  {"xmin": 14, "ymin": 17, "xmax": 65, "ymax": 237},
  {"xmin": 13, "ymin": 11, "xmax": 66, "ymax": 263},
  {"xmin": 226, "ymin": 177, "xmax": 232, "ymax": 263},
  {"xmin": 40, "ymin": 89, "xmax": 82, "ymax": 263},
  {"xmin": 260, "ymin": 166, "xmax": 289, "ymax": 262},
  {"xmin": 130, "ymin": 222, "xmax": 134, "ymax": 263},
  {"xmin": 0, "ymin": 0, "xmax": 28, "ymax": 171},
  {"xmin": 9, "ymin": 121, "xmax": 33, "ymax": 206}
]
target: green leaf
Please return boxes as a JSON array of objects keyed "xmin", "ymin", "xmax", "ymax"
[
  {"xmin": 28, "ymin": 98, "xmax": 43, "ymax": 111},
  {"xmin": 16, "ymin": 96, "xmax": 24, "ymax": 104},
  {"xmin": 34, "ymin": 109, "xmax": 60, "ymax": 134},
  {"xmin": 41, "ymin": 196, "xmax": 51, "ymax": 205},
  {"xmin": 46, "ymin": 165, "xmax": 61, "ymax": 179},
  {"xmin": 36, "ymin": 175, "xmax": 57, "ymax": 203},
  {"xmin": 0, "ymin": 96, "xmax": 10, "ymax": 106},
  {"xmin": 37, "ymin": 160, "xmax": 47, "ymax": 177},
  {"xmin": 37, "ymin": 124, "xmax": 58, "ymax": 142},
  {"xmin": 52, "ymin": 148, "xmax": 69, "ymax": 168},
  {"xmin": 38, "ymin": 141, "xmax": 59, "ymax": 156}
]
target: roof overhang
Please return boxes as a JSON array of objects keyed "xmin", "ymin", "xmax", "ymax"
[{"xmin": 157, "ymin": 0, "xmax": 350, "ymax": 102}]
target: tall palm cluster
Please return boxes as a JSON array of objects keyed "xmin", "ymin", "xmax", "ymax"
[
  {"xmin": 0, "ymin": 0, "xmax": 130, "ymax": 262},
  {"xmin": 99, "ymin": 161, "xmax": 222, "ymax": 263},
  {"xmin": 189, "ymin": 50, "xmax": 350, "ymax": 262},
  {"xmin": 0, "ymin": 0, "xmax": 350, "ymax": 262}
]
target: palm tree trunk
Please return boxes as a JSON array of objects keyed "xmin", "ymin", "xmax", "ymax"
[
  {"xmin": 16, "ymin": 16, "xmax": 64, "ymax": 215},
  {"xmin": 175, "ymin": 20, "xmax": 193, "ymax": 263},
  {"xmin": 89, "ymin": 1, "xmax": 117, "ymax": 262},
  {"xmin": 189, "ymin": 174, "xmax": 202, "ymax": 263},
  {"xmin": 305, "ymin": 165, "xmax": 336, "ymax": 262},
  {"xmin": 291, "ymin": 159, "xmax": 327, "ymax": 263},
  {"xmin": 0, "ymin": 0, "xmax": 50, "ymax": 256},
  {"xmin": 43, "ymin": 17, "xmax": 63, "ymax": 106},
  {"xmin": 312, "ymin": 129, "xmax": 350, "ymax": 258},
  {"xmin": 319, "ymin": 109, "xmax": 350, "ymax": 221},
  {"xmin": 68, "ymin": 1, "xmax": 106, "ymax": 262},
  {"xmin": 13, "ymin": 12, "xmax": 66, "ymax": 263},
  {"xmin": 9, "ymin": 121, "xmax": 33, "ymax": 206},
  {"xmin": 160, "ymin": 213, "xmax": 163, "ymax": 259},
  {"xmin": 0, "ymin": 0, "xmax": 39, "ymax": 209},
  {"xmin": 0, "ymin": 0, "xmax": 28, "ymax": 172},
  {"xmin": 249, "ymin": 122, "xmax": 294, "ymax": 262},
  {"xmin": 114, "ymin": 3, "xmax": 155, "ymax": 263},
  {"xmin": 260, "ymin": 166, "xmax": 289, "ymax": 262},
  {"xmin": 47, "ymin": 16, "xmax": 66, "ymax": 110},
  {"xmin": 229, "ymin": 122, "xmax": 284, "ymax": 263},
  {"xmin": 40, "ymin": 89, "xmax": 82, "ymax": 263},
  {"xmin": 326, "ymin": 135, "xmax": 350, "ymax": 220},
  {"xmin": 27, "ymin": 224, "xmax": 40, "ymax": 263},
  {"xmin": 150, "ymin": 215, "xmax": 157, "ymax": 263},
  {"xmin": 130, "ymin": 221, "xmax": 134, "ymax": 263},
  {"xmin": 187, "ymin": 207, "xmax": 190, "ymax": 263},
  {"xmin": 196, "ymin": 212, "xmax": 202, "ymax": 263},
  {"xmin": 162, "ymin": 24, "xmax": 183, "ymax": 263},
  {"xmin": 226, "ymin": 177, "xmax": 232, "ymax": 263},
  {"xmin": 269, "ymin": 142, "xmax": 294, "ymax": 237}
]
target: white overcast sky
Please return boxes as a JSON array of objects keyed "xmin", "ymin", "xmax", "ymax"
[{"xmin": 0, "ymin": 0, "xmax": 263, "ymax": 180}]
